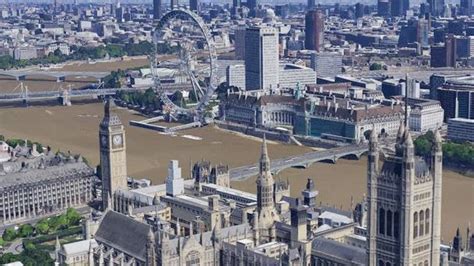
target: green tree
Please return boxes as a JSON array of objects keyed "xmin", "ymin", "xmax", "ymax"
[
  {"xmin": 18, "ymin": 224, "xmax": 34, "ymax": 238},
  {"xmin": 49, "ymin": 214, "xmax": 68, "ymax": 231},
  {"xmin": 2, "ymin": 227, "xmax": 17, "ymax": 241},
  {"xmin": 369, "ymin": 63, "xmax": 383, "ymax": 71},
  {"xmin": 36, "ymin": 219, "xmax": 50, "ymax": 235},
  {"xmin": 66, "ymin": 208, "xmax": 82, "ymax": 226}
]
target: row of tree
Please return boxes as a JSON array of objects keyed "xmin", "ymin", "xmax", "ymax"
[
  {"xmin": 0, "ymin": 41, "xmax": 155, "ymax": 70},
  {"xmin": 0, "ymin": 245, "xmax": 54, "ymax": 266},
  {"xmin": 1, "ymin": 208, "xmax": 82, "ymax": 243},
  {"xmin": 414, "ymin": 131, "xmax": 474, "ymax": 168}
]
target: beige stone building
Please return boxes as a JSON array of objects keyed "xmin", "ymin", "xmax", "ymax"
[{"xmin": 367, "ymin": 123, "xmax": 443, "ymax": 266}]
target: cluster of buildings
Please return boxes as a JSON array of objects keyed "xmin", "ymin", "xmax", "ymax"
[{"xmin": 51, "ymin": 100, "xmax": 474, "ymax": 266}]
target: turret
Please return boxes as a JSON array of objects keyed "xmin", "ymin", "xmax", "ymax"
[
  {"xmin": 88, "ymin": 240, "xmax": 95, "ymax": 265},
  {"xmin": 431, "ymin": 129, "xmax": 443, "ymax": 265},
  {"xmin": 153, "ymin": 194, "xmax": 160, "ymax": 205},
  {"xmin": 55, "ymin": 236, "xmax": 61, "ymax": 262},
  {"xmin": 403, "ymin": 129, "xmax": 415, "ymax": 167},
  {"xmin": 368, "ymin": 127, "xmax": 379, "ymax": 176},
  {"xmin": 252, "ymin": 209, "xmax": 259, "ymax": 245},
  {"xmin": 259, "ymin": 134, "xmax": 271, "ymax": 174},
  {"xmin": 302, "ymin": 178, "xmax": 318, "ymax": 208},
  {"xmin": 146, "ymin": 230, "xmax": 156, "ymax": 266}
]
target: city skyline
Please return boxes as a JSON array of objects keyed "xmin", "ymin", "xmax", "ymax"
[{"xmin": 0, "ymin": 0, "xmax": 472, "ymax": 265}]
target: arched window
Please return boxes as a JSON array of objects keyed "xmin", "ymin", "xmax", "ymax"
[
  {"xmin": 425, "ymin": 209, "xmax": 430, "ymax": 235},
  {"xmin": 379, "ymin": 208, "xmax": 385, "ymax": 235},
  {"xmin": 424, "ymin": 260, "xmax": 429, "ymax": 266},
  {"xmin": 378, "ymin": 260, "xmax": 384, "ymax": 266},
  {"xmin": 413, "ymin": 212, "xmax": 418, "ymax": 238},
  {"xmin": 186, "ymin": 251, "xmax": 200, "ymax": 266},
  {"xmin": 386, "ymin": 263, "xmax": 391, "ymax": 266},
  {"xmin": 387, "ymin": 210, "xmax": 393, "ymax": 237},
  {"xmin": 394, "ymin": 211, "xmax": 400, "ymax": 239},
  {"xmin": 419, "ymin": 210, "xmax": 424, "ymax": 237}
]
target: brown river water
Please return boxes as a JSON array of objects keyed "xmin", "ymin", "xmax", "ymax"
[{"xmin": 0, "ymin": 102, "xmax": 472, "ymax": 243}]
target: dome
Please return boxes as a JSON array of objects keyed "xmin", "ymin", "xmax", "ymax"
[{"xmin": 263, "ymin": 9, "xmax": 276, "ymax": 24}]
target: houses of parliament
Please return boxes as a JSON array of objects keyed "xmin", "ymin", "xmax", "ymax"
[{"xmin": 55, "ymin": 100, "xmax": 473, "ymax": 265}]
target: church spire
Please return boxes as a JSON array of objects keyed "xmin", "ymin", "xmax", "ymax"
[{"xmin": 259, "ymin": 134, "xmax": 270, "ymax": 174}]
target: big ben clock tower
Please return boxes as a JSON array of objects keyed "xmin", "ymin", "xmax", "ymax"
[{"xmin": 99, "ymin": 99, "xmax": 128, "ymax": 211}]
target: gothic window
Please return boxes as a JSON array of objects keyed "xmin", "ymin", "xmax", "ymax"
[
  {"xmin": 414, "ymin": 212, "xmax": 418, "ymax": 239},
  {"xmin": 378, "ymin": 260, "xmax": 384, "ymax": 266},
  {"xmin": 186, "ymin": 251, "xmax": 200, "ymax": 266},
  {"xmin": 394, "ymin": 211, "xmax": 400, "ymax": 239},
  {"xmin": 387, "ymin": 210, "xmax": 393, "ymax": 237},
  {"xmin": 386, "ymin": 263, "xmax": 391, "ymax": 266},
  {"xmin": 419, "ymin": 210, "xmax": 424, "ymax": 237},
  {"xmin": 424, "ymin": 261, "xmax": 428, "ymax": 266},
  {"xmin": 379, "ymin": 208, "xmax": 385, "ymax": 235},
  {"xmin": 425, "ymin": 209, "xmax": 430, "ymax": 235}
]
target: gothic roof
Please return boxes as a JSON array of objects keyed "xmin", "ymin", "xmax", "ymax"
[
  {"xmin": 95, "ymin": 211, "xmax": 151, "ymax": 261},
  {"xmin": 312, "ymin": 237, "xmax": 366, "ymax": 265},
  {"xmin": 380, "ymin": 156, "xmax": 430, "ymax": 179},
  {"xmin": 166, "ymin": 223, "xmax": 252, "ymax": 251}
]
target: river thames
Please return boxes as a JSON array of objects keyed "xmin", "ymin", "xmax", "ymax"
[{"xmin": 0, "ymin": 102, "xmax": 472, "ymax": 241}]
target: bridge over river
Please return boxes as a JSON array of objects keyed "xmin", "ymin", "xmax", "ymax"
[{"xmin": 229, "ymin": 144, "xmax": 369, "ymax": 181}]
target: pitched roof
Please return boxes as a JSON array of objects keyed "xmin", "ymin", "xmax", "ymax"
[
  {"xmin": 312, "ymin": 237, "xmax": 366, "ymax": 265},
  {"xmin": 95, "ymin": 211, "xmax": 151, "ymax": 261}
]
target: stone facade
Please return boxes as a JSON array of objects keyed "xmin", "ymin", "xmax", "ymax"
[
  {"xmin": 100, "ymin": 99, "xmax": 128, "ymax": 211},
  {"xmin": 367, "ymin": 123, "xmax": 442, "ymax": 265},
  {"xmin": 0, "ymin": 149, "xmax": 94, "ymax": 225}
]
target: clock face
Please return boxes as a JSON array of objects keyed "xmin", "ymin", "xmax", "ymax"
[{"xmin": 112, "ymin": 134, "xmax": 123, "ymax": 147}]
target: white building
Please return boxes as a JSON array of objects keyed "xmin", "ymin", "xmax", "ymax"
[
  {"xmin": 58, "ymin": 239, "xmax": 98, "ymax": 266},
  {"xmin": 245, "ymin": 26, "xmax": 279, "ymax": 91},
  {"xmin": 165, "ymin": 160, "xmax": 184, "ymax": 197},
  {"xmin": 226, "ymin": 64, "xmax": 246, "ymax": 90},
  {"xmin": 408, "ymin": 98, "xmax": 444, "ymax": 133},
  {"xmin": 279, "ymin": 63, "xmax": 316, "ymax": 89}
]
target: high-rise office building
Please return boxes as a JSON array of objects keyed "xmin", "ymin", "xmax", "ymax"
[
  {"xmin": 245, "ymin": 26, "xmax": 279, "ymax": 91},
  {"xmin": 190, "ymin": 0, "xmax": 199, "ymax": 11},
  {"xmin": 355, "ymin": 3, "xmax": 365, "ymax": 18},
  {"xmin": 247, "ymin": 0, "xmax": 258, "ymax": 17},
  {"xmin": 428, "ymin": 0, "xmax": 445, "ymax": 16},
  {"xmin": 378, "ymin": 0, "xmax": 391, "ymax": 16},
  {"xmin": 307, "ymin": 0, "xmax": 316, "ymax": 9},
  {"xmin": 445, "ymin": 34, "xmax": 457, "ymax": 67},
  {"xmin": 232, "ymin": 0, "xmax": 241, "ymax": 15},
  {"xmin": 305, "ymin": 9, "xmax": 324, "ymax": 52},
  {"xmin": 367, "ymin": 124, "xmax": 442, "ymax": 266},
  {"xmin": 153, "ymin": 0, "xmax": 162, "ymax": 19},
  {"xmin": 234, "ymin": 26, "xmax": 246, "ymax": 60},
  {"xmin": 115, "ymin": 2, "xmax": 124, "ymax": 23},
  {"xmin": 460, "ymin": 0, "xmax": 473, "ymax": 16},
  {"xmin": 170, "ymin": 0, "xmax": 178, "ymax": 10}
]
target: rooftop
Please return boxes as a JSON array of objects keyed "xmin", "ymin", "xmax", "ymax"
[{"xmin": 0, "ymin": 162, "xmax": 93, "ymax": 190}]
